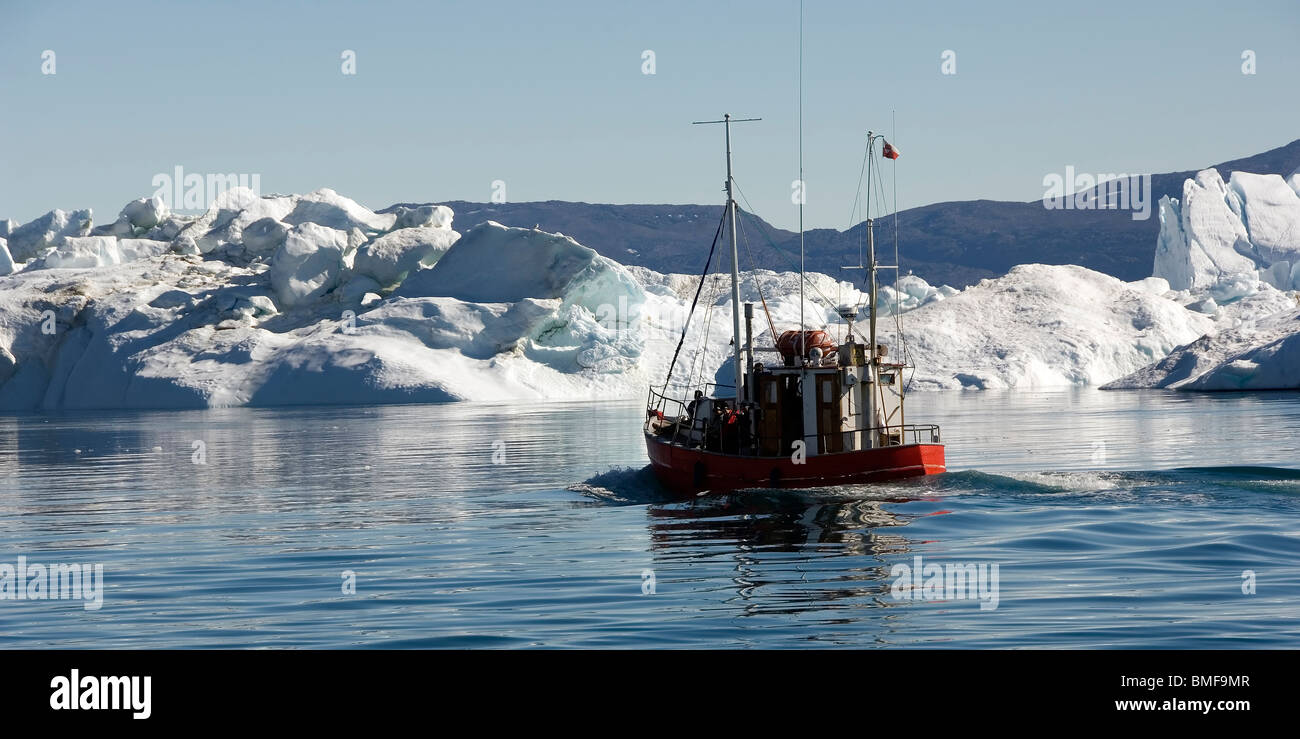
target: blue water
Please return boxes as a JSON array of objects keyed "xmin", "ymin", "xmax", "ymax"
[{"xmin": 1, "ymin": 389, "xmax": 1298, "ymax": 648}]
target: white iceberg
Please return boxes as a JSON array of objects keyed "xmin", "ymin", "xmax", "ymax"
[
  {"xmin": 0, "ymin": 238, "xmax": 14, "ymax": 276},
  {"xmin": 1154, "ymin": 168, "xmax": 1300, "ymax": 291},
  {"xmin": 178, "ymin": 188, "xmax": 298, "ymax": 255},
  {"xmin": 393, "ymin": 204, "xmax": 454, "ymax": 230},
  {"xmin": 1109, "ymin": 163, "xmax": 1300, "ymax": 392},
  {"xmin": 121, "ymin": 196, "xmax": 170, "ymax": 230},
  {"xmin": 6, "ymin": 208, "xmax": 93, "ymax": 262},
  {"xmin": 239, "ymin": 217, "xmax": 289, "ymax": 256},
  {"xmin": 37, "ymin": 236, "xmax": 169, "ymax": 270},
  {"xmin": 1230, "ymin": 171, "xmax": 1300, "ymax": 265},
  {"xmin": 0, "ymin": 206, "xmax": 658, "ymax": 409},
  {"xmin": 0, "ymin": 188, "xmax": 1257, "ymax": 410},
  {"xmin": 268, "ymin": 223, "xmax": 349, "ymax": 308},
  {"xmin": 900, "ymin": 264, "xmax": 1214, "ymax": 389},
  {"xmin": 353, "ymin": 225, "xmax": 460, "ymax": 288},
  {"xmin": 1104, "ymin": 306, "xmax": 1300, "ymax": 390},
  {"xmin": 282, "ymin": 188, "xmax": 396, "ymax": 233},
  {"xmin": 397, "ymin": 221, "xmax": 644, "ymax": 310}
]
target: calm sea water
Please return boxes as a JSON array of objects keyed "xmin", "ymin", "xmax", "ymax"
[{"xmin": 1, "ymin": 389, "xmax": 1298, "ymax": 648}]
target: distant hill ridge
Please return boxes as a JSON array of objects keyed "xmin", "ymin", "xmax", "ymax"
[{"xmin": 383, "ymin": 139, "xmax": 1300, "ymax": 287}]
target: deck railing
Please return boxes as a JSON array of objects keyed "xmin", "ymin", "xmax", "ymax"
[{"xmin": 645, "ymin": 385, "xmax": 941, "ymax": 455}]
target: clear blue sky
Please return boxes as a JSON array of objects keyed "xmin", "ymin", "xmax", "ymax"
[{"xmin": 2, "ymin": 0, "xmax": 1297, "ymax": 230}]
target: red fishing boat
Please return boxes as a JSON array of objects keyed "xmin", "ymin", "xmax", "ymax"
[{"xmin": 644, "ymin": 117, "xmax": 945, "ymax": 494}]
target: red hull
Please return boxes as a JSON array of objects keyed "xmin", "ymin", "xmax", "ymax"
[{"xmin": 645, "ymin": 433, "xmax": 946, "ymax": 494}]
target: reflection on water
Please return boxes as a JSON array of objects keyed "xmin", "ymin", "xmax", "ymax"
[
  {"xmin": 647, "ymin": 494, "xmax": 922, "ymax": 617},
  {"xmin": 648, "ymin": 494, "xmax": 911, "ymax": 554},
  {"xmin": 1, "ymin": 388, "xmax": 1299, "ymax": 647}
]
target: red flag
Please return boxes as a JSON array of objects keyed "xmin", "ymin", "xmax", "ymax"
[{"xmin": 882, "ymin": 139, "xmax": 900, "ymax": 160}]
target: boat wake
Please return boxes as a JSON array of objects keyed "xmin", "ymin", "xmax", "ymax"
[
  {"xmin": 567, "ymin": 466, "xmax": 678, "ymax": 505},
  {"xmin": 570, "ymin": 465, "xmax": 1300, "ymax": 507},
  {"xmin": 927, "ymin": 466, "xmax": 1300, "ymax": 507}
]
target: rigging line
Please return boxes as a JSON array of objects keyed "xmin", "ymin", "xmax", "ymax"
[
  {"xmin": 875, "ymin": 121, "xmax": 908, "ymax": 373},
  {"xmin": 687, "ymin": 248, "xmax": 729, "ymax": 388},
  {"xmin": 693, "ymin": 242, "xmax": 734, "ymax": 388},
  {"xmin": 660, "ymin": 206, "xmax": 727, "ymax": 389},
  {"xmin": 688, "ymin": 265, "xmax": 728, "ymax": 388},
  {"xmin": 891, "ymin": 110, "xmax": 912, "ymax": 381},
  {"xmin": 846, "ymin": 136, "xmax": 871, "ymax": 266},
  {"xmin": 735, "ymin": 207, "xmax": 779, "ymax": 342},
  {"xmin": 855, "ymin": 134, "xmax": 879, "ymax": 321},
  {"xmin": 868, "ymin": 141, "xmax": 892, "ymax": 298},
  {"xmin": 850, "ymin": 141, "xmax": 882, "ymax": 310},
  {"xmin": 731, "ymin": 179, "xmax": 841, "ymax": 316},
  {"xmin": 870, "ymin": 170, "xmax": 906, "ymax": 369},
  {"xmin": 687, "ymin": 275, "xmax": 721, "ymax": 388}
]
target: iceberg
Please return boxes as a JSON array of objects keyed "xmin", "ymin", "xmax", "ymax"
[
  {"xmin": 0, "ymin": 238, "xmax": 14, "ymax": 276},
  {"xmin": 6, "ymin": 208, "xmax": 93, "ymax": 262},
  {"xmin": 121, "ymin": 196, "xmax": 170, "ymax": 230},
  {"xmin": 0, "ymin": 187, "xmax": 1259, "ymax": 410},
  {"xmin": 268, "ymin": 223, "xmax": 349, "ymax": 308},
  {"xmin": 1104, "ymin": 307, "xmax": 1300, "ymax": 390},
  {"xmin": 239, "ymin": 217, "xmax": 289, "ymax": 256},
  {"xmin": 397, "ymin": 221, "xmax": 644, "ymax": 308},
  {"xmin": 353, "ymin": 225, "xmax": 460, "ymax": 288},
  {"xmin": 1109, "ymin": 164, "xmax": 1300, "ymax": 392},
  {"xmin": 0, "ymin": 202, "xmax": 659, "ymax": 409},
  {"xmin": 1154, "ymin": 168, "xmax": 1300, "ymax": 291},
  {"xmin": 393, "ymin": 204, "xmax": 454, "ymax": 230},
  {"xmin": 37, "ymin": 236, "xmax": 170, "ymax": 270},
  {"xmin": 282, "ymin": 188, "xmax": 397, "ymax": 233},
  {"xmin": 901, "ymin": 264, "xmax": 1213, "ymax": 390},
  {"xmin": 1229, "ymin": 171, "xmax": 1300, "ymax": 266}
]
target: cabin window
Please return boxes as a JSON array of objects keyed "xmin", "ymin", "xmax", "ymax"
[
  {"xmin": 821, "ymin": 379, "xmax": 833, "ymax": 403},
  {"xmin": 880, "ymin": 373, "xmax": 895, "ymax": 385},
  {"xmin": 768, "ymin": 382, "xmax": 777, "ymax": 404}
]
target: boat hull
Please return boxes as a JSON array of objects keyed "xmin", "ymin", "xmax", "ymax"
[{"xmin": 644, "ymin": 433, "xmax": 946, "ymax": 494}]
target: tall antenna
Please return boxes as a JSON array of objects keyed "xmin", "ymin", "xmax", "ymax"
[{"xmin": 798, "ymin": 0, "xmax": 805, "ymax": 349}]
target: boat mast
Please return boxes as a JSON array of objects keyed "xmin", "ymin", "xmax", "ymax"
[
  {"xmin": 693, "ymin": 113, "xmax": 759, "ymax": 403},
  {"xmin": 724, "ymin": 116, "xmax": 745, "ymax": 401}
]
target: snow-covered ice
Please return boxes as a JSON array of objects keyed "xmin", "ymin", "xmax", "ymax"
[
  {"xmin": 37, "ymin": 236, "xmax": 170, "ymax": 270},
  {"xmin": 0, "ymin": 238, "xmax": 14, "ymax": 276},
  {"xmin": 1154, "ymin": 168, "xmax": 1300, "ymax": 291},
  {"xmin": 6, "ymin": 208, "xmax": 93, "ymax": 262},
  {"xmin": 3, "ymin": 169, "xmax": 1298, "ymax": 409},
  {"xmin": 1104, "ymin": 306, "xmax": 1300, "ymax": 391},
  {"xmin": 121, "ymin": 196, "xmax": 169, "ymax": 230},
  {"xmin": 268, "ymin": 223, "xmax": 350, "ymax": 308},
  {"xmin": 353, "ymin": 225, "xmax": 459, "ymax": 288},
  {"xmin": 901, "ymin": 265, "xmax": 1213, "ymax": 389},
  {"xmin": 1111, "ymin": 165, "xmax": 1300, "ymax": 391}
]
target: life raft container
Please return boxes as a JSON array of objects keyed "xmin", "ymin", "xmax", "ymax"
[{"xmin": 775, "ymin": 330, "xmax": 836, "ymax": 361}]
